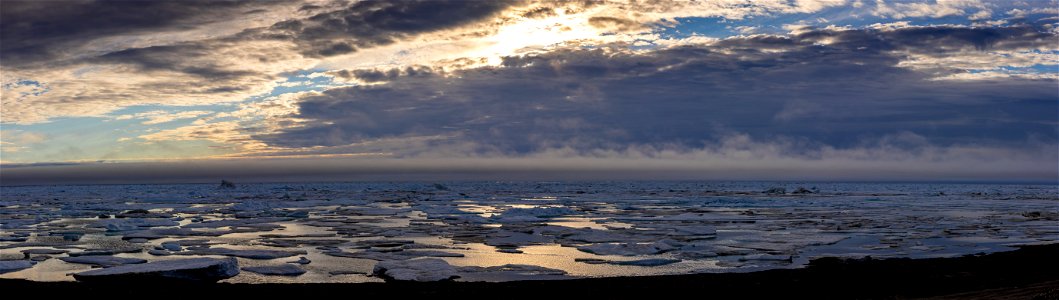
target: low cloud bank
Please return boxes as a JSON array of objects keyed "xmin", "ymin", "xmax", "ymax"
[{"xmin": 4, "ymin": 137, "xmax": 1054, "ymax": 185}]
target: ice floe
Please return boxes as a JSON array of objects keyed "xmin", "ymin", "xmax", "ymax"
[
  {"xmin": 0, "ymin": 260, "xmax": 35, "ymax": 274},
  {"xmin": 243, "ymin": 264, "xmax": 306, "ymax": 276},
  {"xmin": 72, "ymin": 257, "xmax": 239, "ymax": 282},
  {"xmin": 20, "ymin": 248, "xmax": 67, "ymax": 256},
  {"xmin": 576, "ymin": 240, "xmax": 679, "ymax": 256},
  {"xmin": 372, "ymin": 258, "xmax": 459, "ymax": 282},
  {"xmin": 324, "ymin": 249, "xmax": 464, "ymax": 261},
  {"xmin": 575, "ymin": 258, "xmax": 682, "ymax": 266},
  {"xmin": 59, "ymin": 256, "xmax": 147, "ymax": 267},
  {"xmin": 90, "ymin": 218, "xmax": 179, "ymax": 232},
  {"xmin": 455, "ymin": 264, "xmax": 569, "ymax": 281},
  {"xmin": 155, "ymin": 247, "xmax": 306, "ymax": 259},
  {"xmin": 288, "ymin": 257, "xmax": 311, "ymax": 264}
]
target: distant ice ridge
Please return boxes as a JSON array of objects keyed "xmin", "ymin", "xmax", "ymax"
[{"xmin": 0, "ymin": 181, "xmax": 1056, "ymax": 283}]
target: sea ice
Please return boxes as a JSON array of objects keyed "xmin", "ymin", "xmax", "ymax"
[
  {"xmin": 484, "ymin": 231, "xmax": 553, "ymax": 248},
  {"xmin": 288, "ymin": 257, "xmax": 311, "ymax": 264},
  {"xmin": 60, "ymin": 256, "xmax": 148, "ymax": 267},
  {"xmin": 490, "ymin": 207, "xmax": 577, "ymax": 222},
  {"xmin": 160, "ymin": 242, "xmax": 183, "ymax": 251},
  {"xmin": 371, "ymin": 258, "xmax": 459, "ymax": 282},
  {"xmin": 68, "ymin": 247, "xmax": 143, "ymax": 257},
  {"xmin": 90, "ymin": 218, "xmax": 179, "ymax": 232},
  {"xmin": 243, "ymin": 264, "xmax": 306, "ymax": 276},
  {"xmin": 20, "ymin": 248, "xmax": 67, "ymax": 256},
  {"xmin": 72, "ymin": 257, "xmax": 239, "ymax": 282},
  {"xmin": 0, "ymin": 260, "xmax": 35, "ymax": 274},
  {"xmin": 455, "ymin": 264, "xmax": 569, "ymax": 281},
  {"xmin": 577, "ymin": 240, "xmax": 679, "ymax": 256},
  {"xmin": 739, "ymin": 254, "xmax": 793, "ymax": 262},
  {"xmin": 324, "ymin": 249, "xmax": 463, "ymax": 260},
  {"xmin": 575, "ymin": 258, "xmax": 682, "ymax": 266},
  {"xmin": 160, "ymin": 247, "xmax": 307, "ymax": 259}
]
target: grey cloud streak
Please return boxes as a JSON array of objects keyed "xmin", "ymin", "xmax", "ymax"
[
  {"xmin": 251, "ymin": 0, "xmax": 519, "ymax": 57},
  {"xmin": 2, "ymin": 0, "xmax": 515, "ymax": 66},
  {"xmin": 0, "ymin": 0, "xmax": 294, "ymax": 67}
]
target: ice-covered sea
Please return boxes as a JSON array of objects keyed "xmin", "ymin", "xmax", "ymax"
[{"xmin": 1, "ymin": 181, "xmax": 1056, "ymax": 283}]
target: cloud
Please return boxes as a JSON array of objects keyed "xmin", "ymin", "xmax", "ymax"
[
  {"xmin": 2, "ymin": 133, "xmax": 1055, "ymax": 185},
  {"xmin": 255, "ymin": 25, "xmax": 1056, "ymax": 160},
  {"xmin": 0, "ymin": 130, "xmax": 48, "ymax": 153},
  {"xmin": 0, "ymin": 0, "xmax": 305, "ymax": 67},
  {"xmin": 1, "ymin": 0, "xmax": 864, "ymax": 125},
  {"xmin": 246, "ymin": 0, "xmax": 519, "ymax": 57},
  {"xmin": 871, "ymin": 0, "xmax": 989, "ymax": 19},
  {"xmin": 588, "ymin": 16, "xmax": 650, "ymax": 32},
  {"xmin": 0, "ymin": 33, "xmax": 309, "ymax": 124},
  {"xmin": 0, "ymin": 0, "xmax": 519, "ymax": 124},
  {"xmin": 113, "ymin": 110, "xmax": 215, "ymax": 125}
]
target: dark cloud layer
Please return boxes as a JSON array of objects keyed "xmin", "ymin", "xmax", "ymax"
[
  {"xmin": 94, "ymin": 44, "xmax": 262, "ymax": 81},
  {"xmin": 252, "ymin": 0, "xmax": 518, "ymax": 57},
  {"xmin": 0, "ymin": 0, "xmax": 291, "ymax": 67},
  {"xmin": 261, "ymin": 25, "xmax": 1058, "ymax": 155},
  {"xmin": 4, "ymin": 0, "xmax": 517, "ymax": 76}
]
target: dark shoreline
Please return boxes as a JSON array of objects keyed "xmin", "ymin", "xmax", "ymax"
[{"xmin": 4, "ymin": 243, "xmax": 1058, "ymax": 299}]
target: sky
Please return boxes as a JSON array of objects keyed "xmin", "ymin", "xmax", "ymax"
[{"xmin": 1, "ymin": 0, "xmax": 1057, "ymax": 184}]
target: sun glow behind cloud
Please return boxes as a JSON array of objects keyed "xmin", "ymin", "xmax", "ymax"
[{"xmin": 477, "ymin": 8, "xmax": 617, "ymax": 65}]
